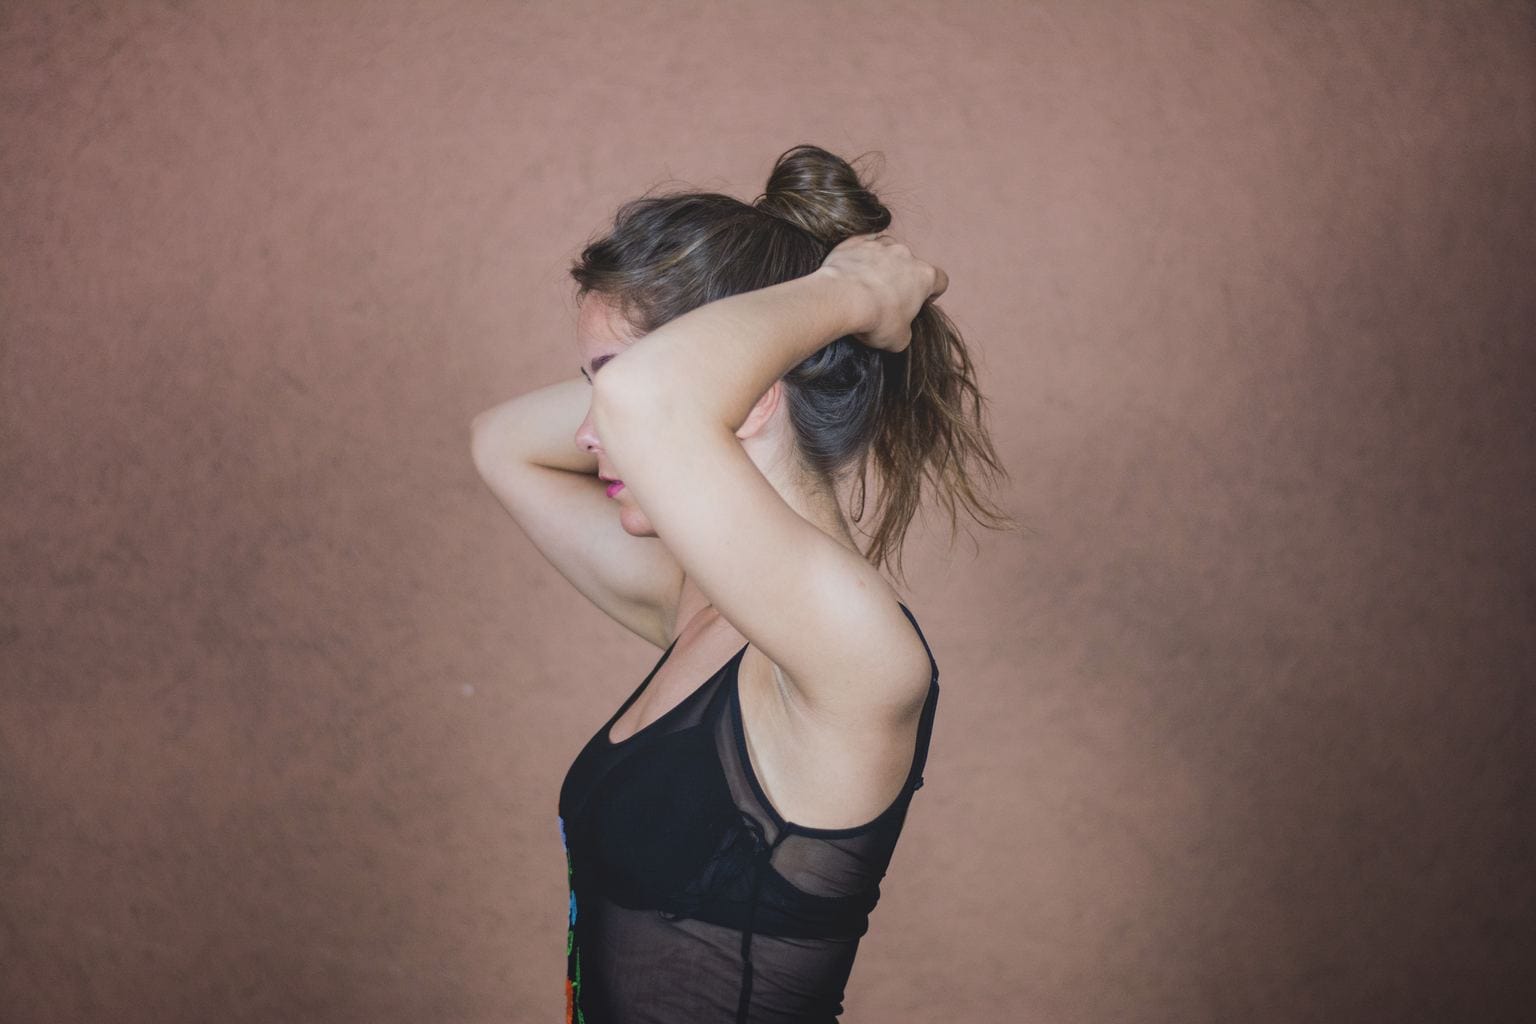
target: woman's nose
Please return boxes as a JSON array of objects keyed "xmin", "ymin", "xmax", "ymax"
[{"xmin": 574, "ymin": 407, "xmax": 601, "ymax": 453}]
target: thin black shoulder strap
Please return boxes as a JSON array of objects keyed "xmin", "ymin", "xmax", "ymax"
[
  {"xmin": 896, "ymin": 601, "xmax": 938, "ymax": 679},
  {"xmin": 894, "ymin": 601, "xmax": 940, "ymax": 795}
]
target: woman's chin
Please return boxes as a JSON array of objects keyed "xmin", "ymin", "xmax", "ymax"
[{"xmin": 617, "ymin": 506, "xmax": 656, "ymax": 537}]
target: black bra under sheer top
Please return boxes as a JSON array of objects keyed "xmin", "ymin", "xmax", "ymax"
[{"xmin": 556, "ymin": 601, "xmax": 940, "ymax": 1024}]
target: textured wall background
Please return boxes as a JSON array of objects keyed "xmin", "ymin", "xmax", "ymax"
[{"xmin": 2, "ymin": 1, "xmax": 1532, "ymax": 1022}]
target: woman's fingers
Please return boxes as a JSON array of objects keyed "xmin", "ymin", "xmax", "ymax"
[
  {"xmin": 866, "ymin": 233, "xmax": 946, "ymax": 300},
  {"xmin": 824, "ymin": 233, "xmax": 947, "ymax": 344}
]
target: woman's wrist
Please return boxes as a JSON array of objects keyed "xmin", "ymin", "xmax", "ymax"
[{"xmin": 808, "ymin": 264, "xmax": 879, "ymax": 340}]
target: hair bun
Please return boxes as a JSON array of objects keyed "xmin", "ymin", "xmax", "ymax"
[{"xmin": 753, "ymin": 144, "xmax": 892, "ymax": 246}]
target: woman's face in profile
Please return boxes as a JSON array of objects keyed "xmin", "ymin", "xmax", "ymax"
[{"xmin": 573, "ymin": 294, "xmax": 657, "ymax": 539}]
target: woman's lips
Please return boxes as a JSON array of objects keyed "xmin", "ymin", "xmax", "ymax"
[{"xmin": 605, "ymin": 480, "xmax": 625, "ymax": 498}]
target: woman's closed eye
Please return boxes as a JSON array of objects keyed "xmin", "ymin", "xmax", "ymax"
[{"xmin": 580, "ymin": 353, "xmax": 619, "ymax": 384}]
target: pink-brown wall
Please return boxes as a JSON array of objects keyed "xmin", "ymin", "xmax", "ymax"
[{"xmin": 2, "ymin": 2, "xmax": 1532, "ymax": 1021}]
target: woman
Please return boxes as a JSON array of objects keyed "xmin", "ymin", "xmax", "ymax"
[{"xmin": 470, "ymin": 144, "xmax": 1013, "ymax": 1023}]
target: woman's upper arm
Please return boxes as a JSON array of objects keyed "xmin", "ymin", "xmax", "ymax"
[
  {"xmin": 590, "ymin": 379, "xmax": 931, "ymax": 717},
  {"xmin": 470, "ymin": 414, "xmax": 684, "ymax": 649}
]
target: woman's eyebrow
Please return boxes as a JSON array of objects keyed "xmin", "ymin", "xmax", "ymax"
[{"xmin": 585, "ymin": 353, "xmax": 616, "ymax": 375}]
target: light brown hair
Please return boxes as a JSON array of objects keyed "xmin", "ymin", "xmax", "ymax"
[{"xmin": 570, "ymin": 144, "xmax": 1020, "ymax": 585}]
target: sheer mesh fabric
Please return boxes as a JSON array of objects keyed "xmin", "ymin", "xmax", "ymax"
[{"xmin": 557, "ymin": 602, "xmax": 940, "ymax": 1023}]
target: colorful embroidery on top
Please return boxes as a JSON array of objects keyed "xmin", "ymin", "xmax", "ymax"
[{"xmin": 560, "ymin": 814, "xmax": 586, "ymax": 1024}]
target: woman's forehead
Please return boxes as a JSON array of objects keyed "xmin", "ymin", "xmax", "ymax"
[{"xmin": 575, "ymin": 294, "xmax": 639, "ymax": 358}]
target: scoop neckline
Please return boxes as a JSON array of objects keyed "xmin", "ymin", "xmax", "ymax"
[
  {"xmin": 602, "ymin": 637, "xmax": 750, "ymax": 748},
  {"xmin": 601, "ymin": 599, "xmax": 937, "ymax": 766}
]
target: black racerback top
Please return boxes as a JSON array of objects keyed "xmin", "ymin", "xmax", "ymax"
[{"xmin": 556, "ymin": 601, "xmax": 940, "ymax": 1023}]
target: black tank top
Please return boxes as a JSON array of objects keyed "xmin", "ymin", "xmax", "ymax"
[{"xmin": 557, "ymin": 601, "xmax": 940, "ymax": 1023}]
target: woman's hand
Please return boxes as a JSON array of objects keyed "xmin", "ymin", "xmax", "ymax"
[{"xmin": 816, "ymin": 232, "xmax": 949, "ymax": 353}]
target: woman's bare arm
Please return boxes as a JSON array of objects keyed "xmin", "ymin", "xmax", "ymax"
[
  {"xmin": 470, "ymin": 377, "xmax": 684, "ymax": 648},
  {"xmin": 589, "ymin": 236, "xmax": 945, "ymax": 719}
]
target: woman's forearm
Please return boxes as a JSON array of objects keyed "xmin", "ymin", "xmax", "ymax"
[
  {"xmin": 595, "ymin": 267, "xmax": 874, "ymax": 430},
  {"xmin": 469, "ymin": 376, "xmax": 597, "ymax": 475}
]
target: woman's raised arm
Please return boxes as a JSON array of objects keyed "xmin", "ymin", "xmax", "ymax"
[
  {"xmin": 470, "ymin": 378, "xmax": 684, "ymax": 648},
  {"xmin": 588, "ymin": 235, "xmax": 946, "ymax": 718}
]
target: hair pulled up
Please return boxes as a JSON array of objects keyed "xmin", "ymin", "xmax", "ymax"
[{"xmin": 569, "ymin": 143, "xmax": 1018, "ymax": 585}]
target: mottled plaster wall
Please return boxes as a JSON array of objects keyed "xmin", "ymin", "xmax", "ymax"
[{"xmin": 2, "ymin": 2, "xmax": 1532, "ymax": 1022}]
